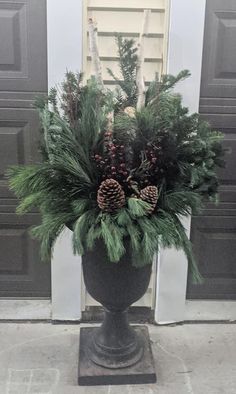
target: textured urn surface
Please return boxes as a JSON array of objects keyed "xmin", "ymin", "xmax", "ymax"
[{"xmin": 82, "ymin": 239, "xmax": 152, "ymax": 369}]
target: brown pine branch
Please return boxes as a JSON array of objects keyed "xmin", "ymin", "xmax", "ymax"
[
  {"xmin": 136, "ymin": 10, "xmax": 151, "ymax": 111},
  {"xmin": 88, "ymin": 18, "xmax": 104, "ymax": 89}
]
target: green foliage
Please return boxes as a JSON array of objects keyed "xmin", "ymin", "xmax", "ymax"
[
  {"xmin": 30, "ymin": 212, "xmax": 70, "ymax": 261},
  {"xmin": 6, "ymin": 37, "xmax": 225, "ymax": 284},
  {"xmin": 100, "ymin": 216, "xmax": 125, "ymax": 262},
  {"xmin": 60, "ymin": 71, "xmax": 83, "ymax": 127},
  {"xmin": 114, "ymin": 112, "xmax": 137, "ymax": 143},
  {"xmin": 127, "ymin": 198, "xmax": 151, "ymax": 217},
  {"xmin": 73, "ymin": 209, "xmax": 97, "ymax": 255},
  {"xmin": 161, "ymin": 190, "xmax": 203, "ymax": 216},
  {"xmin": 145, "ymin": 70, "xmax": 190, "ymax": 106},
  {"xmin": 107, "ymin": 35, "xmax": 138, "ymax": 108}
]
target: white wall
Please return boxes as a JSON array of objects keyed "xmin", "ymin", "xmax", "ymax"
[
  {"xmin": 155, "ymin": 0, "xmax": 206, "ymax": 324},
  {"xmin": 47, "ymin": 0, "xmax": 83, "ymax": 320},
  {"xmin": 167, "ymin": 0, "xmax": 206, "ymax": 113},
  {"xmin": 47, "ymin": 0, "xmax": 83, "ymax": 88}
]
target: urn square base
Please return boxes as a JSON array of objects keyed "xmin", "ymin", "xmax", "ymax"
[{"xmin": 78, "ymin": 326, "xmax": 157, "ymax": 386}]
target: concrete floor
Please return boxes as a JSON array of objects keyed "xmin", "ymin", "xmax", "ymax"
[{"xmin": 0, "ymin": 323, "xmax": 235, "ymax": 394}]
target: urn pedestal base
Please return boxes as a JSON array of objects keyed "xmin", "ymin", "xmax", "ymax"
[{"xmin": 78, "ymin": 326, "xmax": 157, "ymax": 386}]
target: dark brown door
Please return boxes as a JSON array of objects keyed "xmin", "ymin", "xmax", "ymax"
[
  {"xmin": 0, "ymin": 0, "xmax": 51, "ymax": 297},
  {"xmin": 187, "ymin": 0, "xmax": 236, "ymax": 299}
]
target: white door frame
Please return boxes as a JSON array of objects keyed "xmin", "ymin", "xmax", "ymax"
[
  {"xmin": 155, "ymin": 0, "xmax": 207, "ymax": 324},
  {"xmin": 47, "ymin": 0, "xmax": 83, "ymax": 320},
  {"xmin": 49, "ymin": 0, "xmax": 207, "ymax": 321}
]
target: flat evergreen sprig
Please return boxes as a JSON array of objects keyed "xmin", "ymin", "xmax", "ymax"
[{"xmin": 107, "ymin": 34, "xmax": 138, "ymax": 108}]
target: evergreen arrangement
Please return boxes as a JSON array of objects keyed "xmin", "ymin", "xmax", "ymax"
[{"xmin": 7, "ymin": 26, "xmax": 224, "ymax": 282}]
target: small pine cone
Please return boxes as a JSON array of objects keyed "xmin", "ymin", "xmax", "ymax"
[
  {"xmin": 140, "ymin": 186, "xmax": 158, "ymax": 214},
  {"xmin": 97, "ymin": 179, "xmax": 125, "ymax": 212},
  {"xmin": 124, "ymin": 106, "xmax": 136, "ymax": 118}
]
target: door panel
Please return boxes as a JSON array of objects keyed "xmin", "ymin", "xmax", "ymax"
[
  {"xmin": 187, "ymin": 0, "xmax": 236, "ymax": 299},
  {"xmin": 200, "ymin": 1, "xmax": 236, "ymax": 98},
  {"xmin": 0, "ymin": 213, "xmax": 50, "ymax": 297},
  {"xmin": 189, "ymin": 216, "xmax": 236, "ymax": 299},
  {"xmin": 0, "ymin": 0, "xmax": 50, "ymax": 297},
  {"xmin": 0, "ymin": 109, "xmax": 41, "ymax": 198},
  {"xmin": 0, "ymin": 0, "xmax": 47, "ymax": 91}
]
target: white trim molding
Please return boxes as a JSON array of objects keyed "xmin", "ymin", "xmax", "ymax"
[
  {"xmin": 47, "ymin": 0, "xmax": 83, "ymax": 321},
  {"xmin": 155, "ymin": 0, "xmax": 207, "ymax": 324},
  {"xmin": 155, "ymin": 216, "xmax": 191, "ymax": 324},
  {"xmin": 51, "ymin": 229, "xmax": 82, "ymax": 321},
  {"xmin": 167, "ymin": 0, "xmax": 207, "ymax": 113}
]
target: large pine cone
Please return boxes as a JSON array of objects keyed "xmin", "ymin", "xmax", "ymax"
[
  {"xmin": 97, "ymin": 179, "xmax": 125, "ymax": 212},
  {"xmin": 140, "ymin": 185, "xmax": 158, "ymax": 214}
]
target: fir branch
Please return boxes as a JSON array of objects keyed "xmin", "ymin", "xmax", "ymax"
[
  {"xmin": 107, "ymin": 35, "xmax": 138, "ymax": 107},
  {"xmin": 160, "ymin": 70, "xmax": 191, "ymax": 92}
]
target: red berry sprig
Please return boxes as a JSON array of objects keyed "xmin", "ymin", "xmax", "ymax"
[{"xmin": 93, "ymin": 132, "xmax": 129, "ymax": 184}]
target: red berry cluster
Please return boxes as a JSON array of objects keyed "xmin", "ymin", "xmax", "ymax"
[
  {"xmin": 145, "ymin": 145, "xmax": 160, "ymax": 171},
  {"xmin": 135, "ymin": 144, "xmax": 164, "ymax": 188},
  {"xmin": 93, "ymin": 131, "xmax": 129, "ymax": 183}
]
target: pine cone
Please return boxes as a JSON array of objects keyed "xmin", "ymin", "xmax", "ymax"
[
  {"xmin": 97, "ymin": 179, "xmax": 125, "ymax": 212},
  {"xmin": 140, "ymin": 186, "xmax": 158, "ymax": 213},
  {"xmin": 124, "ymin": 106, "xmax": 136, "ymax": 118}
]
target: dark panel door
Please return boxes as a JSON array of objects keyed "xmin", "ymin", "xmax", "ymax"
[
  {"xmin": 0, "ymin": 0, "xmax": 51, "ymax": 297},
  {"xmin": 187, "ymin": 0, "xmax": 236, "ymax": 299}
]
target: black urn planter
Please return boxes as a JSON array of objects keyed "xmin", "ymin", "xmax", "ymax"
[{"xmin": 78, "ymin": 239, "xmax": 157, "ymax": 386}]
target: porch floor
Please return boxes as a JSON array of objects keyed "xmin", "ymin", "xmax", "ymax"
[{"xmin": 0, "ymin": 322, "xmax": 235, "ymax": 394}]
